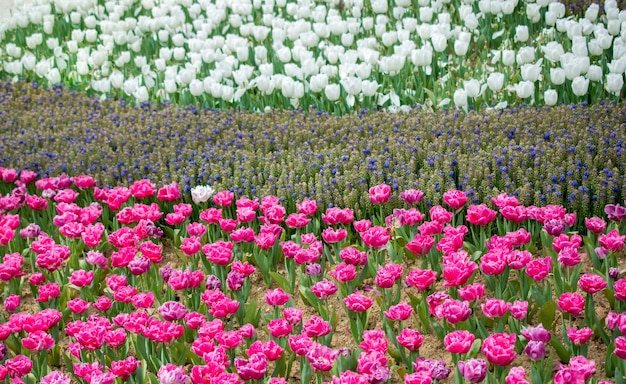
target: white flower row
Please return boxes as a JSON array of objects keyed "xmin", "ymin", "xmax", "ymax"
[{"xmin": 0, "ymin": 0, "xmax": 625, "ymax": 111}]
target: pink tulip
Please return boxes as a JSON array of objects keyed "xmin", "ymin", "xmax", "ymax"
[
  {"xmin": 482, "ymin": 333, "xmax": 517, "ymax": 366},
  {"xmin": 443, "ymin": 189, "xmax": 467, "ymax": 209},
  {"xmin": 406, "ymin": 268, "xmax": 438, "ymax": 291},
  {"xmin": 444, "ymin": 330, "xmax": 476, "ymax": 354},
  {"xmin": 396, "ymin": 328, "xmax": 425, "ymax": 351},
  {"xmin": 369, "ymin": 184, "xmax": 391, "ymax": 204},
  {"xmin": 400, "ymin": 189, "xmax": 424, "ymax": 204}
]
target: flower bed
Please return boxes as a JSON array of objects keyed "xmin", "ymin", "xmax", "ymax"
[
  {"xmin": 0, "ymin": 81, "xmax": 625, "ymax": 225},
  {"xmin": 0, "ymin": 0, "xmax": 624, "ymax": 112},
  {"xmin": 0, "ymin": 171, "xmax": 626, "ymax": 383}
]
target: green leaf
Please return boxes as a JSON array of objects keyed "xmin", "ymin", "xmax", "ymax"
[
  {"xmin": 617, "ymin": 367, "xmax": 626, "ymax": 384},
  {"xmin": 606, "ymin": 342, "xmax": 616, "ymax": 377},
  {"xmin": 243, "ymin": 299, "xmax": 261, "ymax": 327},
  {"xmin": 538, "ymin": 301, "xmax": 556, "ymax": 331},
  {"xmin": 466, "ymin": 338, "xmax": 482, "ymax": 359},
  {"xmin": 270, "ymin": 272, "xmax": 290, "ymax": 293},
  {"xmin": 299, "ymin": 285, "xmax": 317, "ymax": 308},
  {"xmin": 549, "ymin": 338, "xmax": 571, "ymax": 364}
]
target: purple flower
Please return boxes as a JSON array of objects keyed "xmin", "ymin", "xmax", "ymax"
[
  {"xmin": 306, "ymin": 263, "xmax": 322, "ymax": 276},
  {"xmin": 610, "ymin": 267, "xmax": 621, "ymax": 280},
  {"xmin": 158, "ymin": 301, "xmax": 188, "ymax": 322},
  {"xmin": 20, "ymin": 224, "xmax": 41, "ymax": 239},
  {"xmin": 605, "ymin": 204, "xmax": 626, "ymax": 222},
  {"xmin": 524, "ymin": 340, "xmax": 547, "ymax": 360},
  {"xmin": 160, "ymin": 265, "xmax": 173, "ymax": 283},
  {"xmin": 226, "ymin": 271, "xmax": 245, "ymax": 291},
  {"xmin": 128, "ymin": 257, "xmax": 150, "ymax": 275},
  {"xmin": 543, "ymin": 219, "xmax": 565, "ymax": 236},
  {"xmin": 458, "ymin": 358, "xmax": 487, "ymax": 383},
  {"xmin": 205, "ymin": 274, "xmax": 222, "ymax": 290},
  {"xmin": 521, "ymin": 324, "xmax": 551, "ymax": 343},
  {"xmin": 157, "ymin": 364, "xmax": 190, "ymax": 384}
]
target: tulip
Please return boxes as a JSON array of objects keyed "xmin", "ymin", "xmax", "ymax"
[
  {"xmin": 544, "ymin": 89, "xmax": 558, "ymax": 106},
  {"xmin": 515, "ymin": 81, "xmax": 534, "ymax": 99},
  {"xmin": 606, "ymin": 73, "xmax": 624, "ymax": 94},
  {"xmin": 515, "ymin": 26, "xmax": 529, "ymax": 42},
  {"xmin": 571, "ymin": 76, "xmax": 590, "ymax": 97},
  {"xmin": 487, "ymin": 72, "xmax": 505, "ymax": 92},
  {"xmin": 454, "ymin": 89, "xmax": 468, "ymax": 108}
]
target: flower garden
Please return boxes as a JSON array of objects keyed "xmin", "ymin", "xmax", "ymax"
[{"xmin": 0, "ymin": 0, "xmax": 626, "ymax": 383}]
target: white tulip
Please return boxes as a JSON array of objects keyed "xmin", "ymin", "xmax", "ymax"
[
  {"xmin": 309, "ymin": 73, "xmax": 328, "ymax": 93},
  {"xmin": 356, "ymin": 63, "xmax": 372, "ymax": 79},
  {"xmin": 527, "ymin": 3, "xmax": 541, "ymax": 23},
  {"xmin": 453, "ymin": 88, "xmax": 467, "ymax": 108},
  {"xmin": 549, "ymin": 2, "xmax": 565, "ymax": 18},
  {"xmin": 372, "ymin": 0, "xmax": 388, "ymax": 13},
  {"xmin": 516, "ymin": 81, "xmax": 534, "ymax": 99},
  {"xmin": 583, "ymin": 3, "xmax": 600, "ymax": 22},
  {"xmin": 85, "ymin": 29, "xmax": 98, "ymax": 43},
  {"xmin": 22, "ymin": 53, "xmax": 36, "ymax": 71},
  {"xmin": 545, "ymin": 11, "xmax": 557, "ymax": 26},
  {"xmin": 123, "ymin": 77, "xmax": 139, "ymax": 95},
  {"xmin": 608, "ymin": 20, "xmax": 621, "ymax": 36},
  {"xmin": 431, "ymin": 33, "xmax": 447, "ymax": 52},
  {"xmin": 454, "ymin": 40, "xmax": 469, "ymax": 56},
  {"xmin": 6, "ymin": 44, "xmax": 21, "ymax": 59},
  {"xmin": 502, "ymin": 50, "xmax": 515, "ymax": 66},
  {"xmin": 608, "ymin": 57, "xmax": 626, "ymax": 74},
  {"xmin": 598, "ymin": 33, "xmax": 613, "ymax": 50},
  {"xmin": 588, "ymin": 65, "xmax": 603, "ymax": 81},
  {"xmin": 606, "ymin": 73, "xmax": 624, "ymax": 94},
  {"xmin": 382, "ymin": 31, "xmax": 397, "ymax": 47},
  {"xmin": 5, "ymin": 61, "xmax": 22, "ymax": 75},
  {"xmin": 542, "ymin": 41, "xmax": 564, "ymax": 63},
  {"xmin": 515, "ymin": 26, "xmax": 529, "ymax": 43},
  {"xmin": 549, "ymin": 68, "xmax": 565, "ymax": 85},
  {"xmin": 325, "ymin": 83, "xmax": 341, "ymax": 101},
  {"xmin": 221, "ymin": 85, "xmax": 234, "ymax": 102},
  {"xmin": 173, "ymin": 47, "xmax": 186, "ymax": 61},
  {"xmin": 420, "ymin": 7, "xmax": 433, "ymax": 22},
  {"xmin": 521, "ymin": 61, "xmax": 542, "ymax": 82},
  {"xmin": 418, "ymin": 24, "xmax": 432, "ymax": 40},
  {"xmin": 465, "ymin": 14, "xmax": 479, "ymax": 30},
  {"xmin": 158, "ymin": 30, "xmax": 169, "ymax": 43},
  {"xmin": 43, "ymin": 16, "xmax": 54, "ymax": 35},
  {"xmin": 464, "ymin": 79, "xmax": 481, "ymax": 98},
  {"xmin": 255, "ymin": 75, "xmax": 274, "ymax": 94},
  {"xmin": 340, "ymin": 76, "xmax": 362, "ymax": 96},
  {"xmin": 411, "ymin": 47, "xmax": 433, "ymax": 66},
  {"xmin": 516, "ymin": 47, "xmax": 535, "ymax": 65},
  {"xmin": 544, "ymin": 89, "xmax": 558, "ymax": 106},
  {"xmin": 588, "ymin": 40, "xmax": 603, "ymax": 56},
  {"xmin": 361, "ymin": 80, "xmax": 378, "ymax": 97},
  {"xmin": 362, "ymin": 17, "xmax": 374, "ymax": 31},
  {"xmin": 189, "ymin": 79, "xmax": 204, "ymax": 96},
  {"xmin": 35, "ymin": 59, "xmax": 50, "ymax": 77},
  {"xmin": 77, "ymin": 60, "xmax": 89, "ymax": 75},
  {"xmin": 191, "ymin": 185, "xmax": 215, "ymax": 205},
  {"xmin": 572, "ymin": 36, "xmax": 588, "ymax": 57},
  {"xmin": 501, "ymin": 0, "xmax": 516, "ymax": 15},
  {"xmin": 487, "ymin": 72, "xmax": 505, "ymax": 91},
  {"xmin": 26, "ymin": 33, "xmax": 43, "ymax": 49},
  {"xmin": 110, "ymin": 71, "xmax": 124, "ymax": 89},
  {"xmin": 571, "ymin": 76, "xmax": 589, "ymax": 96},
  {"xmin": 375, "ymin": 24, "xmax": 386, "ymax": 38},
  {"xmin": 66, "ymin": 40, "xmax": 79, "ymax": 54},
  {"xmin": 46, "ymin": 68, "xmax": 61, "ymax": 85},
  {"xmin": 490, "ymin": 1, "xmax": 501, "ymax": 15},
  {"xmin": 342, "ymin": 33, "xmax": 354, "ymax": 47},
  {"xmin": 134, "ymin": 86, "xmax": 149, "ymax": 103},
  {"xmin": 320, "ymin": 65, "xmax": 338, "ymax": 78}
]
